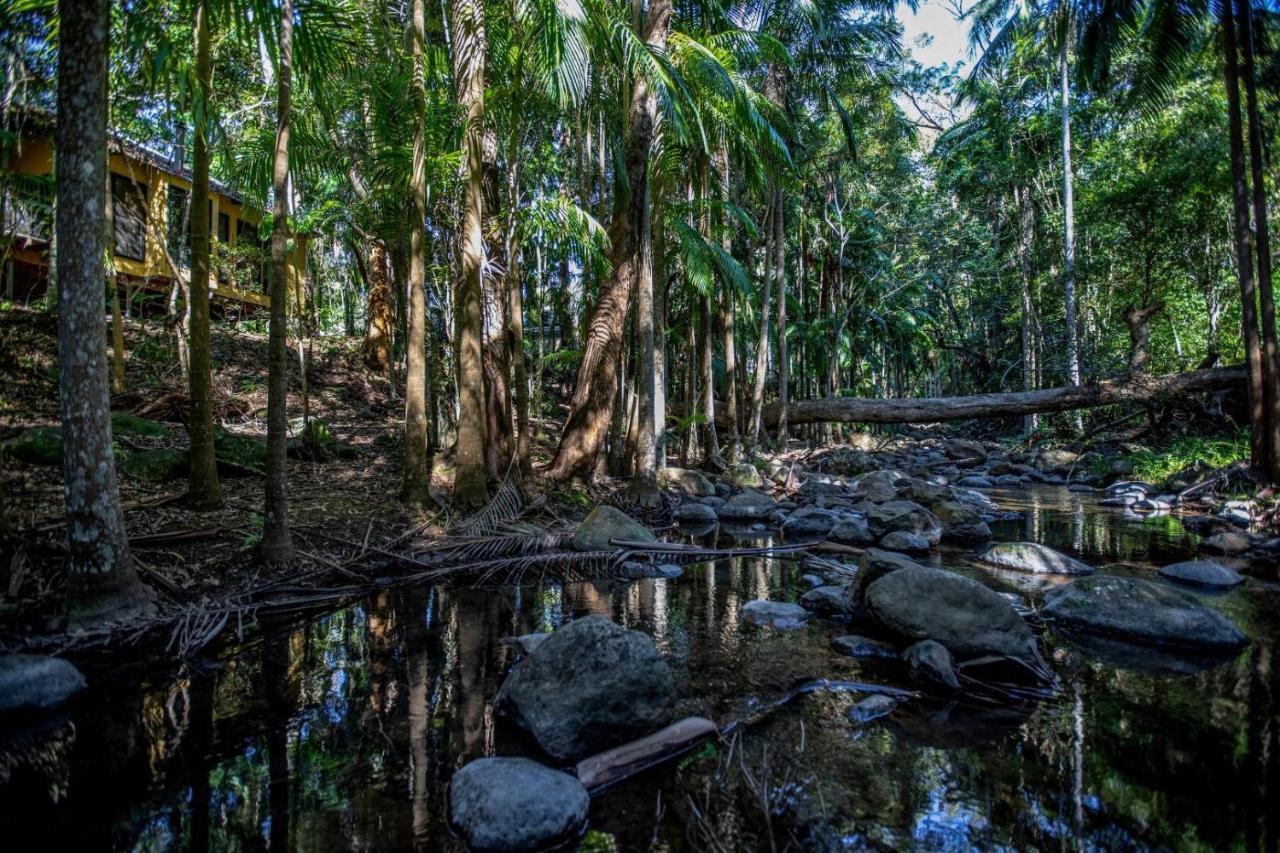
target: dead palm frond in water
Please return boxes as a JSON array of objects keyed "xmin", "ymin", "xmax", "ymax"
[
  {"xmin": 416, "ymin": 531, "xmax": 574, "ymax": 564},
  {"xmin": 451, "ymin": 462, "xmax": 526, "ymax": 537},
  {"xmin": 458, "ymin": 549, "xmax": 630, "ymax": 586}
]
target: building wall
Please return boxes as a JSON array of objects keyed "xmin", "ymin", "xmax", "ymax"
[{"xmin": 5, "ymin": 132, "xmax": 307, "ymax": 310}]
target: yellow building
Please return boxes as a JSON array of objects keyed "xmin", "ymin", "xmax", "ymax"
[{"xmin": 2, "ymin": 110, "xmax": 307, "ymax": 311}]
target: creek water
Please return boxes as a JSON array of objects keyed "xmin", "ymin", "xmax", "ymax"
[{"xmin": 3, "ymin": 486, "xmax": 1279, "ymax": 851}]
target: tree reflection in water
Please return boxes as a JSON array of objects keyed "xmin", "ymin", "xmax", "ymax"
[{"xmin": 2, "ymin": 486, "xmax": 1278, "ymax": 849}]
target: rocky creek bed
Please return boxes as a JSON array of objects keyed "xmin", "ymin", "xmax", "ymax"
[{"xmin": 2, "ymin": 438, "xmax": 1280, "ymax": 850}]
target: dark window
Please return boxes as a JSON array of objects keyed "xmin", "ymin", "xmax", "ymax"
[
  {"xmin": 110, "ymin": 174, "xmax": 148, "ymax": 262},
  {"xmin": 217, "ymin": 212, "xmax": 230, "ymax": 244},
  {"xmin": 166, "ymin": 185, "xmax": 190, "ymax": 267}
]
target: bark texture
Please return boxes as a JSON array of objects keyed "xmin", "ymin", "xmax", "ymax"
[
  {"xmin": 451, "ymin": 0, "xmax": 490, "ymax": 507},
  {"xmin": 401, "ymin": 0, "xmax": 432, "ymax": 507},
  {"xmin": 55, "ymin": 0, "xmax": 147, "ymax": 612},
  {"xmin": 546, "ymin": 0, "xmax": 673, "ymax": 481},
  {"xmin": 362, "ymin": 239, "xmax": 394, "ymax": 374},
  {"xmin": 260, "ymin": 0, "xmax": 294, "ymax": 563},
  {"xmin": 187, "ymin": 0, "xmax": 222, "ymax": 511}
]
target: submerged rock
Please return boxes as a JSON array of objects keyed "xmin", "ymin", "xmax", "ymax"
[
  {"xmin": 494, "ymin": 615, "xmax": 674, "ymax": 761},
  {"xmin": 1043, "ymin": 576, "xmax": 1249, "ymax": 651},
  {"xmin": 848, "ymin": 694, "xmax": 898, "ymax": 724},
  {"xmin": 1158, "ymin": 560, "xmax": 1244, "ymax": 590},
  {"xmin": 904, "ymin": 640, "xmax": 960, "ymax": 692},
  {"xmin": 718, "ymin": 488, "xmax": 778, "ymax": 521},
  {"xmin": 979, "ymin": 541, "xmax": 1095, "ymax": 576},
  {"xmin": 572, "ymin": 505, "xmax": 656, "ymax": 552},
  {"xmin": 448, "ymin": 757, "xmax": 589, "ymax": 852},
  {"xmin": 740, "ymin": 600, "xmax": 809, "ymax": 630},
  {"xmin": 832, "ymin": 634, "xmax": 899, "ymax": 659},
  {"xmin": 0, "ymin": 655, "xmax": 87, "ymax": 715},
  {"xmin": 865, "ymin": 565, "xmax": 1049, "ymax": 679}
]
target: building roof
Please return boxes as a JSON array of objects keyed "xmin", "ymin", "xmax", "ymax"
[{"xmin": 13, "ymin": 105, "xmax": 247, "ymax": 204}]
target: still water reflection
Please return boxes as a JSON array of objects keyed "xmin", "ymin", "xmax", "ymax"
[{"xmin": 3, "ymin": 487, "xmax": 1279, "ymax": 851}]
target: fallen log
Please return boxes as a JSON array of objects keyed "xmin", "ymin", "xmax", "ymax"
[{"xmin": 756, "ymin": 366, "xmax": 1244, "ymax": 427}]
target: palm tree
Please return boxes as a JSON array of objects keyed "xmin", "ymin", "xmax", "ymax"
[
  {"xmin": 260, "ymin": 0, "xmax": 295, "ymax": 563},
  {"xmin": 970, "ymin": 0, "xmax": 1084, "ymax": 422},
  {"xmin": 401, "ymin": 0, "xmax": 432, "ymax": 507},
  {"xmin": 451, "ymin": 0, "xmax": 490, "ymax": 509},
  {"xmin": 56, "ymin": 0, "xmax": 151, "ymax": 616}
]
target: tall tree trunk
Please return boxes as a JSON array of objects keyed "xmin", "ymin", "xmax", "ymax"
[
  {"xmin": 774, "ymin": 185, "xmax": 788, "ymax": 446},
  {"xmin": 56, "ymin": 0, "xmax": 149, "ymax": 615},
  {"xmin": 259, "ymin": 0, "xmax": 294, "ymax": 563},
  {"xmin": 700, "ymin": 293, "xmax": 720, "ymax": 467},
  {"xmin": 1239, "ymin": 0, "xmax": 1280, "ymax": 481},
  {"xmin": 363, "ymin": 238, "xmax": 394, "ymax": 373},
  {"xmin": 653, "ymin": 171, "xmax": 667, "ymax": 454},
  {"xmin": 1059, "ymin": 36, "xmax": 1082, "ymax": 432},
  {"xmin": 748, "ymin": 184, "xmax": 776, "ymax": 447},
  {"xmin": 546, "ymin": 0, "xmax": 673, "ymax": 481},
  {"xmin": 631, "ymin": 150, "xmax": 659, "ymax": 503},
  {"xmin": 186, "ymin": 0, "xmax": 222, "ymax": 511},
  {"xmin": 401, "ymin": 0, "xmax": 432, "ymax": 507},
  {"xmin": 481, "ymin": 128, "xmax": 512, "ymax": 480},
  {"xmin": 1016, "ymin": 185, "xmax": 1038, "ymax": 435},
  {"xmin": 451, "ymin": 0, "xmax": 490, "ymax": 508},
  {"xmin": 718, "ymin": 146, "xmax": 740, "ymax": 462},
  {"xmin": 1223, "ymin": 0, "xmax": 1268, "ymax": 469},
  {"xmin": 509, "ymin": 253, "xmax": 531, "ymax": 479}
]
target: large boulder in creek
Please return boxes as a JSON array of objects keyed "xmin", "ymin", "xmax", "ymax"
[
  {"xmin": 865, "ymin": 566, "xmax": 1049, "ymax": 679},
  {"xmin": 979, "ymin": 541, "xmax": 1094, "ymax": 576},
  {"xmin": 0, "ymin": 655, "xmax": 87, "ymax": 715},
  {"xmin": 933, "ymin": 501, "xmax": 993, "ymax": 543},
  {"xmin": 850, "ymin": 549, "xmax": 928, "ymax": 611},
  {"xmin": 782, "ymin": 507, "xmax": 838, "ymax": 537},
  {"xmin": 1043, "ymin": 576, "xmax": 1249, "ymax": 651},
  {"xmin": 662, "ymin": 467, "xmax": 715, "ymax": 497},
  {"xmin": 726, "ymin": 462, "xmax": 763, "ymax": 488},
  {"xmin": 572, "ymin": 505, "xmax": 656, "ymax": 552},
  {"xmin": 675, "ymin": 501, "xmax": 719, "ymax": 524},
  {"xmin": 866, "ymin": 500, "xmax": 943, "ymax": 546},
  {"xmin": 448, "ymin": 757, "xmax": 589, "ymax": 852},
  {"xmin": 718, "ymin": 488, "xmax": 778, "ymax": 521},
  {"xmin": 494, "ymin": 616, "xmax": 674, "ymax": 761}
]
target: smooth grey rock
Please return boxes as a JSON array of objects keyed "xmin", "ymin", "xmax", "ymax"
[
  {"xmin": 676, "ymin": 501, "xmax": 719, "ymax": 523},
  {"xmin": 782, "ymin": 507, "xmax": 838, "ymax": 536},
  {"xmin": 719, "ymin": 488, "xmax": 779, "ymax": 521},
  {"xmin": 904, "ymin": 640, "xmax": 960, "ymax": 692},
  {"xmin": 865, "ymin": 566, "xmax": 1048, "ymax": 678},
  {"xmin": 1201, "ymin": 531, "xmax": 1252, "ymax": 556},
  {"xmin": 933, "ymin": 500, "xmax": 993, "ymax": 543},
  {"xmin": 1043, "ymin": 576, "xmax": 1249, "ymax": 651},
  {"xmin": 495, "ymin": 616, "xmax": 674, "ymax": 761},
  {"xmin": 832, "ymin": 635, "xmax": 898, "ymax": 659},
  {"xmin": 896, "ymin": 478, "xmax": 952, "ymax": 506},
  {"xmin": 740, "ymin": 600, "xmax": 809, "ymax": 630},
  {"xmin": 573, "ymin": 506, "xmax": 655, "ymax": 552},
  {"xmin": 801, "ymin": 573, "xmax": 825, "ymax": 589},
  {"xmin": 827, "ymin": 516, "xmax": 875, "ymax": 545},
  {"xmin": 1158, "ymin": 560, "xmax": 1244, "ymax": 589},
  {"xmin": 449, "ymin": 758, "xmax": 589, "ymax": 852},
  {"xmin": 866, "ymin": 500, "xmax": 943, "ymax": 546},
  {"xmin": 800, "ymin": 585, "xmax": 850, "ymax": 616},
  {"xmin": 848, "ymin": 694, "xmax": 898, "ymax": 724},
  {"xmin": 880, "ymin": 530, "xmax": 930, "ymax": 552},
  {"xmin": 851, "ymin": 548, "xmax": 929, "ymax": 609},
  {"xmin": 979, "ymin": 541, "xmax": 1095, "ymax": 576},
  {"xmin": 662, "ymin": 467, "xmax": 715, "ymax": 496},
  {"xmin": 0, "ymin": 655, "xmax": 86, "ymax": 715}
]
